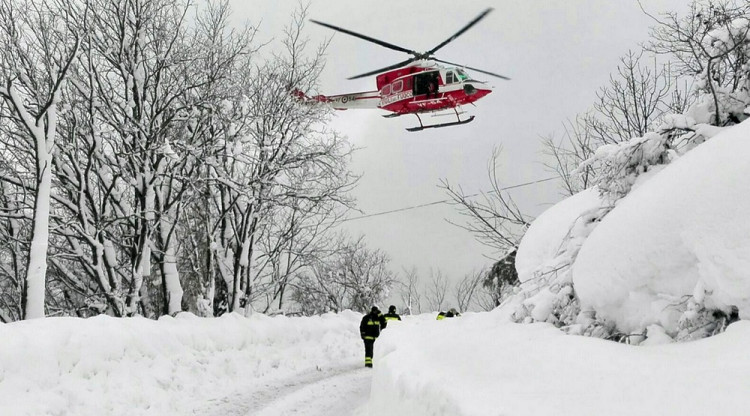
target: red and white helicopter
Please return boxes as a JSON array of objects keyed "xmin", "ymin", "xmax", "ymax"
[{"xmin": 305, "ymin": 8, "xmax": 509, "ymax": 132}]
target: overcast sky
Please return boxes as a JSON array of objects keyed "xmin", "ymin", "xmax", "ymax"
[{"xmin": 229, "ymin": 0, "xmax": 689, "ymax": 292}]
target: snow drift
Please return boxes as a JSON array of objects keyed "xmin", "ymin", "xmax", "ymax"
[
  {"xmin": 365, "ymin": 312, "xmax": 750, "ymax": 416},
  {"xmin": 572, "ymin": 119, "xmax": 750, "ymax": 335},
  {"xmin": 509, "ymin": 187, "xmax": 605, "ymax": 327},
  {"xmin": 0, "ymin": 311, "xmax": 362, "ymax": 416}
]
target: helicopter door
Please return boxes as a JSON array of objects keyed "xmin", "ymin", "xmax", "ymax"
[{"xmin": 413, "ymin": 71, "xmax": 439, "ymax": 97}]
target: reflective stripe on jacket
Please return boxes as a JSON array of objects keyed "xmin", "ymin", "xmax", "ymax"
[
  {"xmin": 384, "ymin": 313, "xmax": 401, "ymax": 322},
  {"xmin": 360, "ymin": 313, "xmax": 384, "ymax": 339}
]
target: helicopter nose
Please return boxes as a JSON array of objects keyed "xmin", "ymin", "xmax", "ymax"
[{"xmin": 465, "ymin": 82, "xmax": 492, "ymax": 99}]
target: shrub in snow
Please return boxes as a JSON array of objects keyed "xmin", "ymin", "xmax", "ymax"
[{"xmin": 578, "ymin": 132, "xmax": 673, "ymax": 202}]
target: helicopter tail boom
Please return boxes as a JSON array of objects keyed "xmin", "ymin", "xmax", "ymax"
[{"xmin": 293, "ymin": 89, "xmax": 380, "ymax": 110}]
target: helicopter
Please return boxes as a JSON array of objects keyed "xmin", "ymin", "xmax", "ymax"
[{"xmin": 305, "ymin": 8, "xmax": 509, "ymax": 132}]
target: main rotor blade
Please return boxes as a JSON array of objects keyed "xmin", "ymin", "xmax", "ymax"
[
  {"xmin": 348, "ymin": 58, "xmax": 417, "ymax": 80},
  {"xmin": 310, "ymin": 19, "xmax": 417, "ymax": 56},
  {"xmin": 434, "ymin": 58, "xmax": 511, "ymax": 80},
  {"xmin": 427, "ymin": 8, "xmax": 494, "ymax": 55}
]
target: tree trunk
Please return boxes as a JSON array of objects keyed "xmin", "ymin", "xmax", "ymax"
[
  {"xmin": 159, "ymin": 217, "xmax": 183, "ymax": 315},
  {"xmin": 24, "ymin": 151, "xmax": 52, "ymax": 319}
]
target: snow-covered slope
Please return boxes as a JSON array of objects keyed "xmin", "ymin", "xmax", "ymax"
[
  {"xmin": 515, "ymin": 187, "xmax": 602, "ymax": 286},
  {"xmin": 365, "ymin": 311, "xmax": 750, "ymax": 416},
  {"xmin": 572, "ymin": 119, "xmax": 750, "ymax": 334},
  {"xmin": 508, "ymin": 187, "xmax": 604, "ymax": 325},
  {"xmin": 0, "ymin": 311, "xmax": 362, "ymax": 416}
]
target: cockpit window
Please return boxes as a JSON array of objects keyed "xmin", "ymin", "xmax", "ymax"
[
  {"xmin": 456, "ymin": 69, "xmax": 469, "ymax": 81},
  {"xmin": 446, "ymin": 71, "xmax": 456, "ymax": 84}
]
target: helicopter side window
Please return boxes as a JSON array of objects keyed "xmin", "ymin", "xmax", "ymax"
[
  {"xmin": 456, "ymin": 69, "xmax": 469, "ymax": 81},
  {"xmin": 446, "ymin": 71, "xmax": 456, "ymax": 84},
  {"xmin": 381, "ymin": 84, "xmax": 391, "ymax": 96},
  {"xmin": 392, "ymin": 80, "xmax": 403, "ymax": 93}
]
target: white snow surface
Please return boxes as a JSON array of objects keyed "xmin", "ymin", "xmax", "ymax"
[
  {"xmin": 515, "ymin": 187, "xmax": 602, "ymax": 287},
  {"xmin": 572, "ymin": 119, "xmax": 750, "ymax": 334},
  {"xmin": 365, "ymin": 311, "xmax": 750, "ymax": 416},
  {"xmin": 0, "ymin": 311, "xmax": 363, "ymax": 416},
  {"xmin": 4, "ymin": 310, "xmax": 750, "ymax": 415}
]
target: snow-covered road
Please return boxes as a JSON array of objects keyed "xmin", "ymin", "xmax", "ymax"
[{"xmin": 197, "ymin": 362, "xmax": 371, "ymax": 416}]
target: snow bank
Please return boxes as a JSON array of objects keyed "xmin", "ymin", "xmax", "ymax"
[
  {"xmin": 364, "ymin": 311, "xmax": 750, "ymax": 416},
  {"xmin": 509, "ymin": 187, "xmax": 604, "ymax": 325},
  {"xmin": 0, "ymin": 311, "xmax": 362, "ymax": 416},
  {"xmin": 573, "ymin": 119, "xmax": 750, "ymax": 334},
  {"xmin": 515, "ymin": 187, "xmax": 603, "ymax": 287}
]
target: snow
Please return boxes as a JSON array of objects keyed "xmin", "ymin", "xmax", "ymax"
[
  {"xmin": 510, "ymin": 187, "xmax": 605, "ymax": 325},
  {"xmin": 4, "ymin": 309, "xmax": 750, "ymax": 415},
  {"xmin": 572, "ymin": 119, "xmax": 750, "ymax": 335},
  {"xmin": 363, "ymin": 311, "xmax": 750, "ymax": 416},
  {"xmin": 514, "ymin": 187, "xmax": 602, "ymax": 286},
  {"xmin": 0, "ymin": 311, "xmax": 362, "ymax": 416}
]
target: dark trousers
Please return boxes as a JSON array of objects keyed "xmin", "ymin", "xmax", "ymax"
[{"xmin": 363, "ymin": 338, "xmax": 375, "ymax": 367}]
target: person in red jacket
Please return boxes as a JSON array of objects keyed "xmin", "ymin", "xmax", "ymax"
[{"xmin": 360, "ymin": 306, "xmax": 386, "ymax": 368}]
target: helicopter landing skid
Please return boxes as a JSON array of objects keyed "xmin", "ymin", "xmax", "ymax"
[{"xmin": 405, "ymin": 110, "xmax": 474, "ymax": 132}]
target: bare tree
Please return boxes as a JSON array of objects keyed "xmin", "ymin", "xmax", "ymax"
[
  {"xmin": 424, "ymin": 268, "xmax": 448, "ymax": 312},
  {"xmin": 453, "ymin": 269, "xmax": 483, "ymax": 313},
  {"xmin": 397, "ymin": 266, "xmax": 421, "ymax": 315},
  {"xmin": 0, "ymin": 0, "xmax": 79, "ymax": 319},
  {"xmin": 291, "ymin": 235, "xmax": 395, "ymax": 315},
  {"xmin": 205, "ymin": 5, "xmax": 355, "ymax": 316},
  {"xmin": 542, "ymin": 50, "xmax": 690, "ymax": 197},
  {"xmin": 590, "ymin": 51, "xmax": 676, "ymax": 144},
  {"xmin": 440, "ymin": 147, "xmax": 530, "ymax": 255},
  {"xmin": 541, "ymin": 115, "xmax": 597, "ymax": 196},
  {"xmin": 0, "ymin": 0, "xmax": 357, "ymax": 321},
  {"xmin": 643, "ymin": 0, "xmax": 750, "ymax": 126}
]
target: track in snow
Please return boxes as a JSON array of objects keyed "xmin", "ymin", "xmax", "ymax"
[{"xmin": 196, "ymin": 363, "xmax": 371, "ymax": 416}]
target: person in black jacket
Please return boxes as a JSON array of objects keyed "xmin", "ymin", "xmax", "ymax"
[
  {"xmin": 360, "ymin": 306, "xmax": 386, "ymax": 368},
  {"xmin": 445, "ymin": 307, "xmax": 461, "ymax": 318},
  {"xmin": 384, "ymin": 305, "xmax": 402, "ymax": 323}
]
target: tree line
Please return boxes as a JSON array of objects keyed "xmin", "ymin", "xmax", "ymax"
[
  {"xmin": 0, "ymin": 0, "xmax": 380, "ymax": 321},
  {"xmin": 0, "ymin": 0, "xmax": 512, "ymax": 322}
]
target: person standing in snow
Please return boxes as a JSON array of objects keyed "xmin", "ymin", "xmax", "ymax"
[
  {"xmin": 360, "ymin": 306, "xmax": 386, "ymax": 368},
  {"xmin": 384, "ymin": 305, "xmax": 402, "ymax": 323}
]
